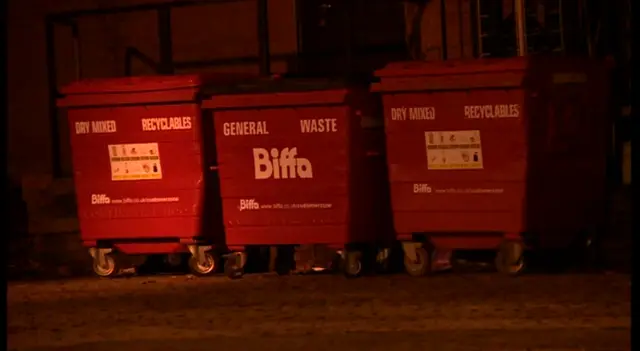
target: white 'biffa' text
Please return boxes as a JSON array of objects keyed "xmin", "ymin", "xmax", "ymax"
[
  {"xmin": 91, "ymin": 194, "xmax": 111, "ymax": 204},
  {"xmin": 413, "ymin": 183, "xmax": 432, "ymax": 194},
  {"xmin": 253, "ymin": 147, "xmax": 313, "ymax": 180},
  {"xmin": 239, "ymin": 199, "xmax": 260, "ymax": 211}
]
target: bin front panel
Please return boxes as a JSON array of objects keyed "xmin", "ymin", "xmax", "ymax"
[
  {"xmin": 383, "ymin": 88, "xmax": 527, "ymax": 234},
  {"xmin": 214, "ymin": 105, "xmax": 351, "ymax": 245},
  {"xmin": 68, "ymin": 103, "xmax": 206, "ymax": 241}
]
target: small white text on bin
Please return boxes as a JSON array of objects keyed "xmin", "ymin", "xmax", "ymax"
[
  {"xmin": 75, "ymin": 120, "xmax": 117, "ymax": 134},
  {"xmin": 141, "ymin": 117, "xmax": 192, "ymax": 131}
]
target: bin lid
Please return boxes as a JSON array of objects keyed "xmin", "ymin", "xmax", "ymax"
[
  {"xmin": 201, "ymin": 76, "xmax": 360, "ymax": 95},
  {"xmin": 59, "ymin": 75, "xmax": 203, "ymax": 95},
  {"xmin": 372, "ymin": 56, "xmax": 607, "ymax": 93},
  {"xmin": 374, "ymin": 57, "xmax": 529, "ymax": 78},
  {"xmin": 59, "ymin": 72, "xmax": 258, "ymax": 95},
  {"xmin": 58, "ymin": 73, "xmax": 259, "ymax": 108},
  {"xmin": 202, "ymin": 77, "xmax": 366, "ymax": 109}
]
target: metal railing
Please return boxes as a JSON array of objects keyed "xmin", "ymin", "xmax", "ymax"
[{"xmin": 45, "ymin": 0, "xmax": 271, "ymax": 177}]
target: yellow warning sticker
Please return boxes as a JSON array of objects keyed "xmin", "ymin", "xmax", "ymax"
[
  {"xmin": 425, "ymin": 130, "xmax": 484, "ymax": 170},
  {"xmin": 109, "ymin": 143, "xmax": 163, "ymax": 181}
]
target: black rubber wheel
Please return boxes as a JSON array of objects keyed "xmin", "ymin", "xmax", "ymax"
[
  {"xmin": 224, "ymin": 257, "xmax": 244, "ymax": 279},
  {"xmin": 495, "ymin": 241, "xmax": 525, "ymax": 276},
  {"xmin": 343, "ymin": 251, "xmax": 363, "ymax": 278},
  {"xmin": 188, "ymin": 252, "xmax": 216, "ymax": 276},
  {"xmin": 376, "ymin": 258, "xmax": 391, "ymax": 274},
  {"xmin": 403, "ymin": 247, "xmax": 430, "ymax": 277},
  {"xmin": 375, "ymin": 249, "xmax": 392, "ymax": 274},
  {"xmin": 577, "ymin": 231, "xmax": 601, "ymax": 271},
  {"xmin": 165, "ymin": 253, "xmax": 184, "ymax": 268},
  {"xmin": 274, "ymin": 246, "xmax": 293, "ymax": 276},
  {"xmin": 93, "ymin": 255, "xmax": 118, "ymax": 278},
  {"xmin": 275, "ymin": 254, "xmax": 292, "ymax": 276}
]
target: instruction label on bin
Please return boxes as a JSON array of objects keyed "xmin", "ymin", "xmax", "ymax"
[
  {"xmin": 425, "ymin": 130, "xmax": 483, "ymax": 170},
  {"xmin": 109, "ymin": 143, "xmax": 163, "ymax": 181}
]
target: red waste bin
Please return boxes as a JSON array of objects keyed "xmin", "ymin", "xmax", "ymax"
[
  {"xmin": 201, "ymin": 79, "xmax": 392, "ymax": 278},
  {"xmin": 58, "ymin": 75, "xmax": 226, "ymax": 277},
  {"xmin": 372, "ymin": 57, "xmax": 610, "ymax": 276}
]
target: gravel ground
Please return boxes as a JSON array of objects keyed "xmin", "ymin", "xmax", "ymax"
[{"xmin": 7, "ymin": 272, "xmax": 630, "ymax": 351}]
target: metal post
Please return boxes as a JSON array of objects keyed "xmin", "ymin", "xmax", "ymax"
[
  {"xmin": 70, "ymin": 22, "xmax": 82, "ymax": 80},
  {"xmin": 458, "ymin": 0, "xmax": 465, "ymax": 58},
  {"xmin": 45, "ymin": 18, "xmax": 62, "ymax": 177},
  {"xmin": 293, "ymin": 0, "xmax": 303, "ymax": 73},
  {"xmin": 470, "ymin": 0, "xmax": 481, "ymax": 58},
  {"xmin": 257, "ymin": 0, "xmax": 271, "ymax": 76},
  {"xmin": 514, "ymin": 0, "xmax": 527, "ymax": 56},
  {"xmin": 125, "ymin": 47, "xmax": 160, "ymax": 76},
  {"xmin": 343, "ymin": 0, "xmax": 354, "ymax": 74},
  {"xmin": 558, "ymin": 0, "xmax": 565, "ymax": 54},
  {"xmin": 124, "ymin": 47, "xmax": 133, "ymax": 76},
  {"xmin": 156, "ymin": 6, "xmax": 174, "ymax": 74},
  {"xmin": 440, "ymin": 0, "xmax": 448, "ymax": 60}
]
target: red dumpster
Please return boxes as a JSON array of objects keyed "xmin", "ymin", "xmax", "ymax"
[
  {"xmin": 58, "ymin": 75, "xmax": 227, "ymax": 277},
  {"xmin": 201, "ymin": 79, "xmax": 392, "ymax": 278},
  {"xmin": 372, "ymin": 57, "xmax": 610, "ymax": 276}
]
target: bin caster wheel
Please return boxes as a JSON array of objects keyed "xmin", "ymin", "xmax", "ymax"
[
  {"xmin": 275, "ymin": 265, "xmax": 291, "ymax": 276},
  {"xmin": 188, "ymin": 252, "xmax": 216, "ymax": 276},
  {"xmin": 375, "ymin": 249, "xmax": 391, "ymax": 274},
  {"xmin": 376, "ymin": 258, "xmax": 391, "ymax": 274},
  {"xmin": 93, "ymin": 255, "xmax": 118, "ymax": 278},
  {"xmin": 343, "ymin": 251, "xmax": 363, "ymax": 278},
  {"xmin": 404, "ymin": 247, "xmax": 430, "ymax": 277},
  {"xmin": 495, "ymin": 241, "xmax": 525, "ymax": 275},
  {"xmin": 165, "ymin": 253, "xmax": 184, "ymax": 268},
  {"xmin": 224, "ymin": 257, "xmax": 244, "ymax": 279},
  {"xmin": 275, "ymin": 256, "xmax": 292, "ymax": 276}
]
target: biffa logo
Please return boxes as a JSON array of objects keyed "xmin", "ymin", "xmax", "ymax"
[
  {"xmin": 239, "ymin": 199, "xmax": 260, "ymax": 211},
  {"xmin": 253, "ymin": 147, "xmax": 313, "ymax": 180},
  {"xmin": 91, "ymin": 194, "xmax": 111, "ymax": 205}
]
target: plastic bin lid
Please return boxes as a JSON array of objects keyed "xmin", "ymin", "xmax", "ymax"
[
  {"xmin": 59, "ymin": 75, "xmax": 202, "ymax": 95},
  {"xmin": 201, "ymin": 76, "xmax": 364, "ymax": 96},
  {"xmin": 59, "ymin": 73, "xmax": 257, "ymax": 95},
  {"xmin": 375, "ymin": 57, "xmax": 530, "ymax": 78},
  {"xmin": 201, "ymin": 76, "xmax": 370, "ymax": 109}
]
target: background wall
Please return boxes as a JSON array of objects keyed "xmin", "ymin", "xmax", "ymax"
[
  {"xmin": 7, "ymin": 0, "xmax": 474, "ymax": 181},
  {"xmin": 7, "ymin": 0, "xmax": 300, "ymax": 180}
]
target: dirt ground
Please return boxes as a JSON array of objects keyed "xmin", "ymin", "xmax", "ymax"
[{"xmin": 7, "ymin": 272, "xmax": 630, "ymax": 351}]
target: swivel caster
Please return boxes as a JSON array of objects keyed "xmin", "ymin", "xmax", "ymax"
[
  {"xmin": 224, "ymin": 252, "xmax": 247, "ymax": 279},
  {"xmin": 90, "ymin": 248, "xmax": 119, "ymax": 278},
  {"xmin": 375, "ymin": 248, "xmax": 392, "ymax": 274},
  {"xmin": 403, "ymin": 247, "xmax": 430, "ymax": 277},
  {"xmin": 495, "ymin": 240, "xmax": 525, "ymax": 276},
  {"xmin": 343, "ymin": 251, "xmax": 363, "ymax": 278},
  {"xmin": 188, "ymin": 252, "xmax": 217, "ymax": 276},
  {"xmin": 165, "ymin": 253, "xmax": 184, "ymax": 268}
]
